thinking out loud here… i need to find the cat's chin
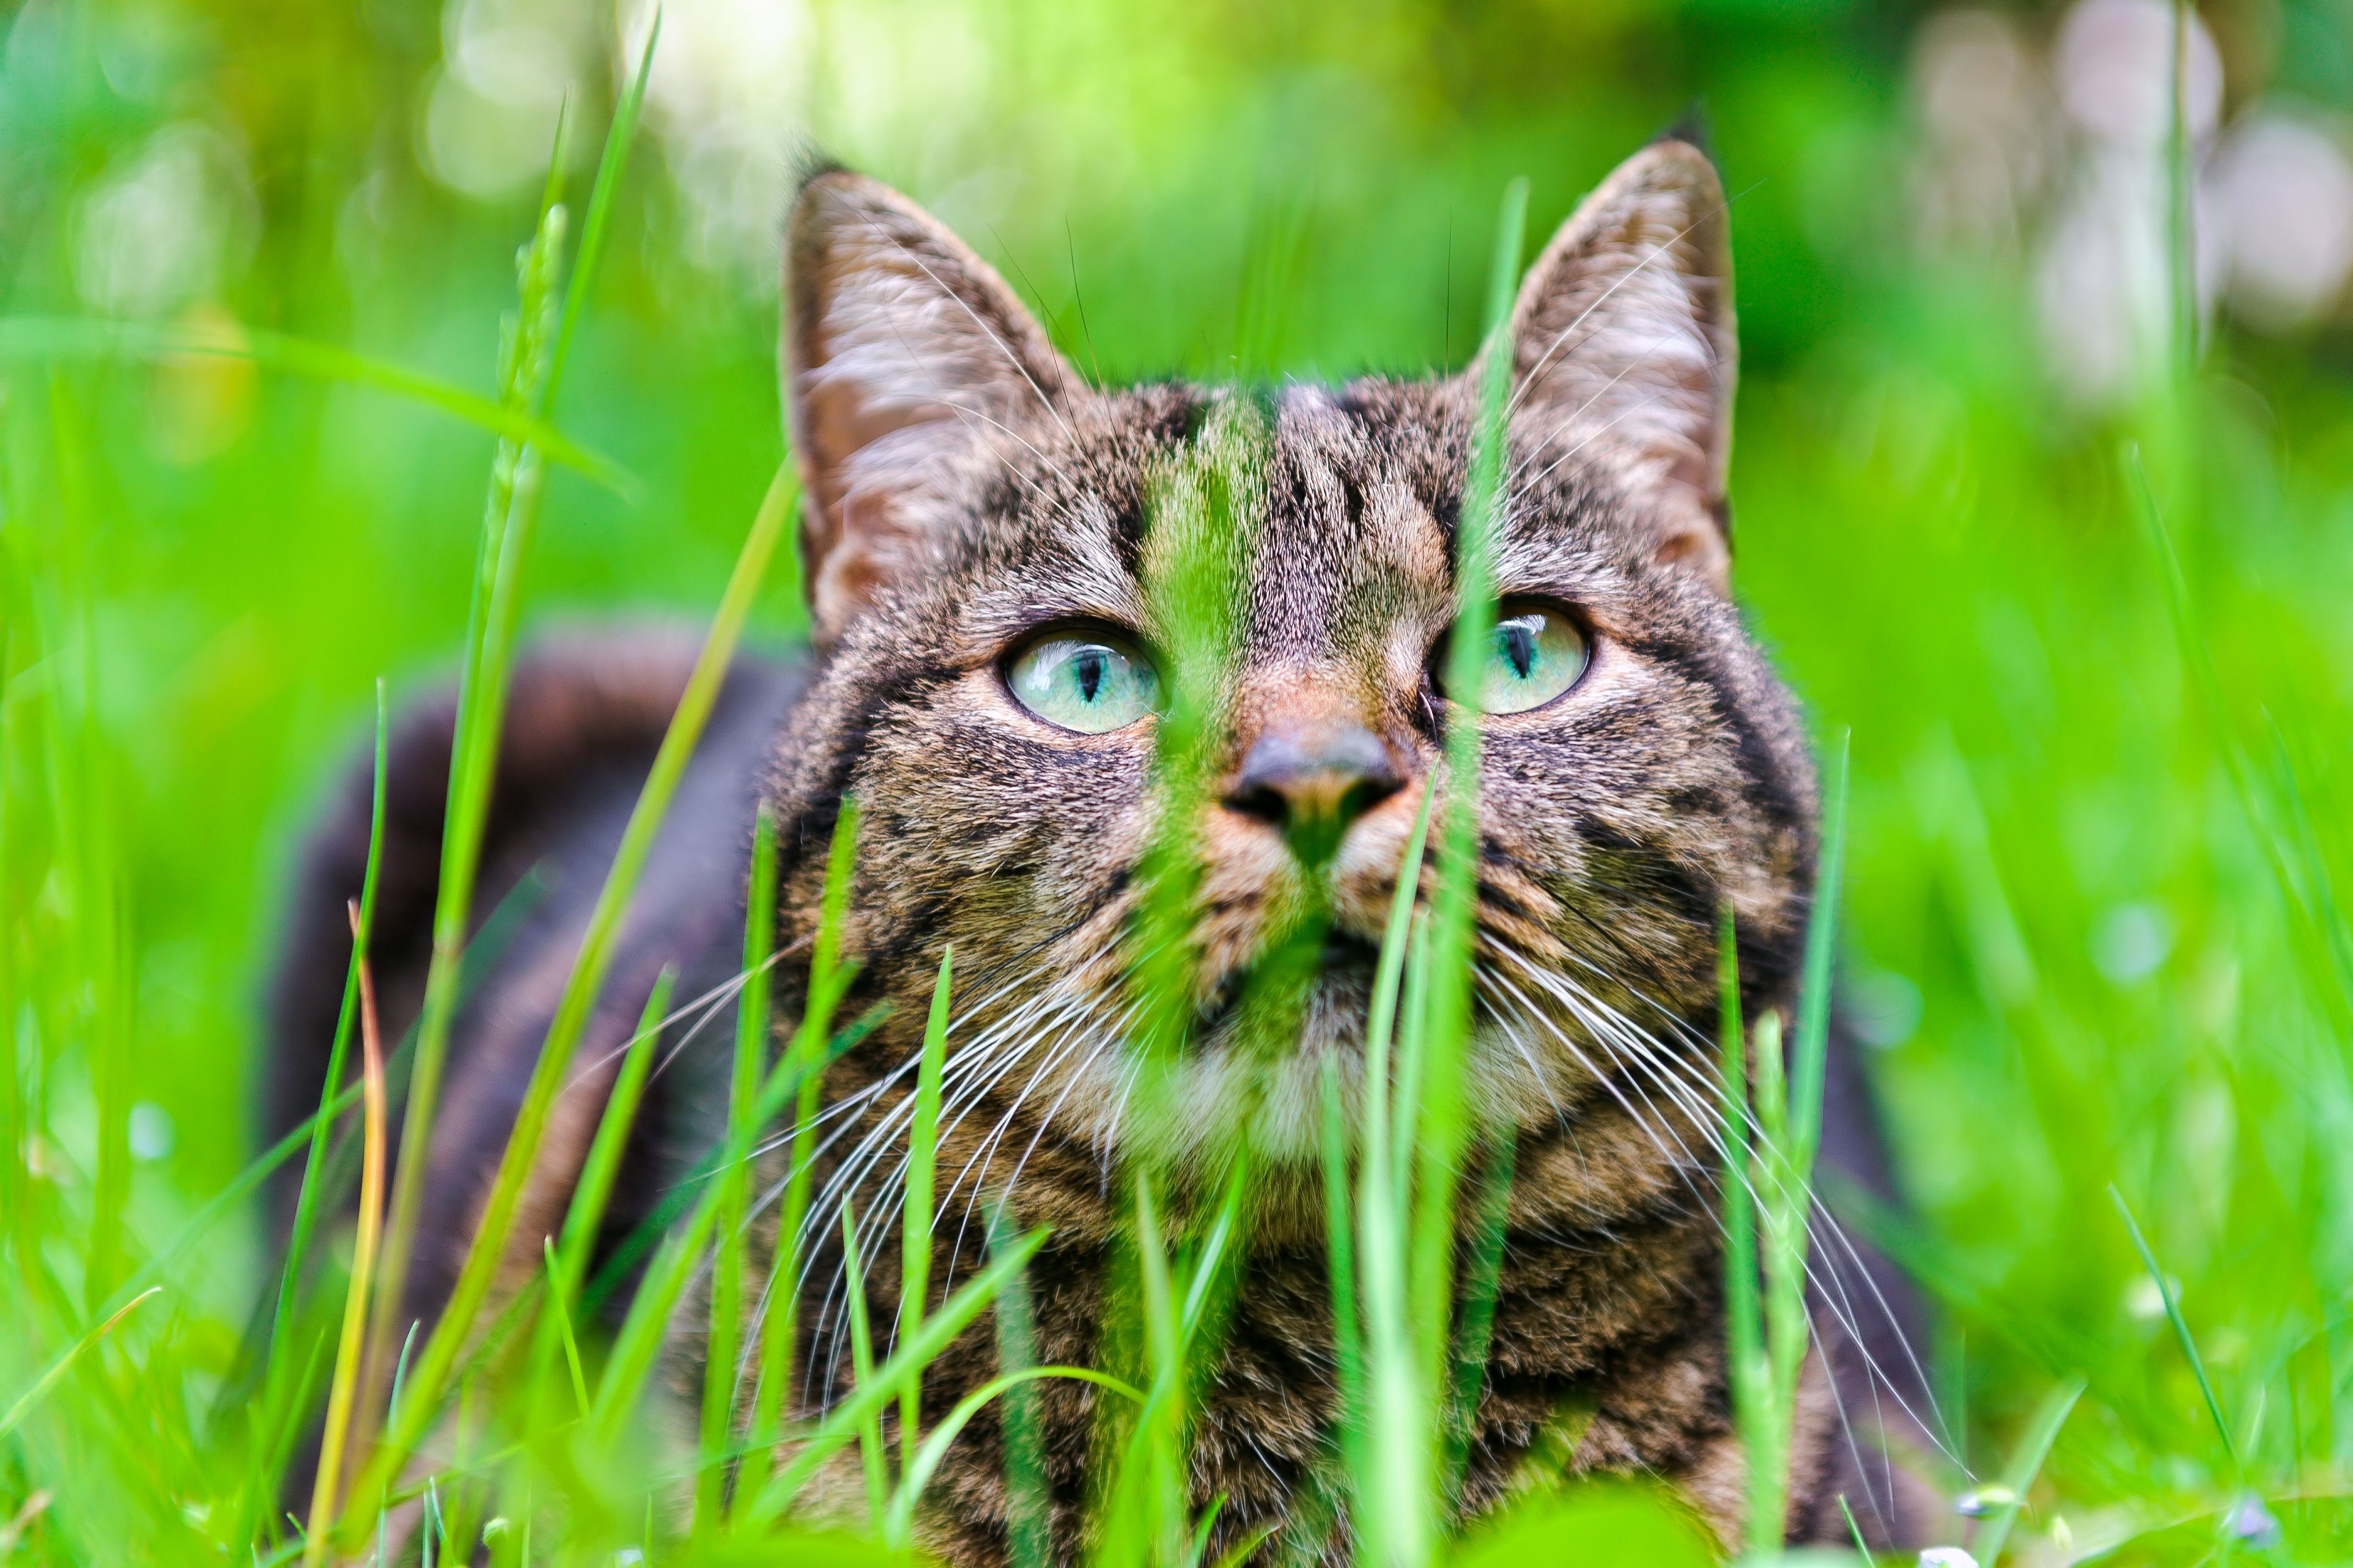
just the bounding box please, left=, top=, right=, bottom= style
left=1082, top=971, right=1581, bottom=1177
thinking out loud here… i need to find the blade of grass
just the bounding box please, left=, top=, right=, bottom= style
left=1716, top=904, right=1768, bottom=1555
left=1319, top=1059, right=1365, bottom=1482
left=364, top=68, right=655, bottom=1435
left=1364, top=184, right=1524, bottom=1568
left=991, top=1200, right=1053, bottom=1568
left=0, top=1284, right=160, bottom=1443
left=1102, top=1172, right=1188, bottom=1564
left=1359, top=913, right=1428, bottom=1568
left=550, top=967, right=672, bottom=1316
left=586, top=997, right=880, bottom=1326
left=364, top=188, right=572, bottom=1440
left=1838, top=1494, right=1874, bottom=1561
left=1403, top=186, right=1526, bottom=1567
left=0, top=317, right=634, bottom=493
left=589, top=998, right=865, bottom=1444
left=267, top=681, right=389, bottom=1408
left=1748, top=1005, right=1797, bottom=1555
left=1789, top=731, right=1848, bottom=1172
left=737, top=800, right=862, bottom=1510
left=303, top=905, right=388, bottom=1567
left=1350, top=789, right=1433, bottom=1568
left=884, top=1365, right=1143, bottom=1545
left=344, top=462, right=796, bottom=1535
left=1442, top=1130, right=1514, bottom=1508
left=899, top=945, right=953, bottom=1470
left=840, top=1206, right=893, bottom=1528
left=741, top=1224, right=1052, bottom=1526
left=1970, top=1374, right=2086, bottom=1568
left=541, top=1240, right=589, bottom=1421
left=2110, top=1185, right=2237, bottom=1470
left=699, top=804, right=780, bottom=1529
left=548, top=12, right=658, bottom=397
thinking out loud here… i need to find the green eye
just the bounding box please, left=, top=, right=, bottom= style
left=1005, top=629, right=1162, bottom=734
left=1477, top=602, right=1589, bottom=714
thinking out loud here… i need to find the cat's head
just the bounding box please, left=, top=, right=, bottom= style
left=766, top=140, right=1817, bottom=1180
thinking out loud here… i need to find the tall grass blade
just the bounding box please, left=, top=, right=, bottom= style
left=303, top=906, right=388, bottom=1566
left=2110, top=1185, right=2237, bottom=1468
left=900, top=944, right=953, bottom=1469
left=739, top=800, right=862, bottom=1507
left=991, top=1201, right=1054, bottom=1568
left=345, top=462, right=796, bottom=1532
left=363, top=64, right=654, bottom=1436
left=0, top=317, right=632, bottom=492
left=1969, top=1374, right=2085, bottom=1568
left=885, top=1365, right=1142, bottom=1545
left=1319, top=1060, right=1365, bottom=1480
left=700, top=804, right=780, bottom=1528
left=1412, top=176, right=1527, bottom=1384
left=540, top=1240, right=589, bottom=1420
left=839, top=1205, right=892, bottom=1526
left=365, top=189, right=573, bottom=1437
left=1790, top=731, right=1849, bottom=1170
left=741, top=1226, right=1051, bottom=1525
left=0, top=1285, right=159, bottom=1443
left=549, top=967, right=673, bottom=1323
left=1442, top=1132, right=1513, bottom=1507
left=549, top=13, right=660, bottom=396
left=267, top=682, right=390, bottom=1410
left=1716, top=904, right=1768, bottom=1551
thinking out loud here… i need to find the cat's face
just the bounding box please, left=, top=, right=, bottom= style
left=767, top=144, right=1817, bottom=1179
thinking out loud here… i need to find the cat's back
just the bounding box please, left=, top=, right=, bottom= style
left=261, top=634, right=805, bottom=1338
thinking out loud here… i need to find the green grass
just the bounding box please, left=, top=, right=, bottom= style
left=6, top=0, right=2353, bottom=1562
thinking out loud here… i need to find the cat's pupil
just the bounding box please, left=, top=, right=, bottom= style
left=1501, top=623, right=1537, bottom=680
left=1075, top=647, right=1106, bottom=702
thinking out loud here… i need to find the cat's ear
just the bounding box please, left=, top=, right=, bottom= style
left=1499, top=139, right=1736, bottom=590
left=785, top=169, right=1077, bottom=640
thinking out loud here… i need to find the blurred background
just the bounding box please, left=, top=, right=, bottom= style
left=5, top=0, right=2353, bottom=1554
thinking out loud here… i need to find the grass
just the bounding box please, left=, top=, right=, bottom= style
left=4, top=0, right=2353, bottom=1564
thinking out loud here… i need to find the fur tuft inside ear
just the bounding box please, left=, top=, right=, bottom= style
left=1499, top=139, right=1738, bottom=591
left=783, top=171, right=1076, bottom=640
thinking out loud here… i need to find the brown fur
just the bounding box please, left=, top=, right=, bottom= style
left=265, top=140, right=1938, bottom=1562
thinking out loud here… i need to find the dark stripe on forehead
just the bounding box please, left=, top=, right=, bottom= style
left=1106, top=381, right=1216, bottom=578
left=1336, top=377, right=1468, bottom=559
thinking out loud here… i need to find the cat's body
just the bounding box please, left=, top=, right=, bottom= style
left=266, top=140, right=1938, bottom=1560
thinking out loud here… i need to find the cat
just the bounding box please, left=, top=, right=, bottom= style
left=265, top=134, right=1939, bottom=1562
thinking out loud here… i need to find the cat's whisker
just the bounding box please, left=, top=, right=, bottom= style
left=806, top=1010, right=1101, bottom=1407
left=1480, top=960, right=1694, bottom=1176
left=937, top=993, right=1132, bottom=1250
left=796, top=981, right=1115, bottom=1404
left=1491, top=946, right=1952, bottom=1463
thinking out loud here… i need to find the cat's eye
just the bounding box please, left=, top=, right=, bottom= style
left=1005, top=627, right=1162, bottom=734
left=1457, top=600, right=1590, bottom=715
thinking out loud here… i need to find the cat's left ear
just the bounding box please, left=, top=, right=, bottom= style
left=1499, top=138, right=1736, bottom=591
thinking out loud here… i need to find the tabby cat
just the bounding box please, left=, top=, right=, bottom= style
left=267, top=136, right=1936, bottom=1561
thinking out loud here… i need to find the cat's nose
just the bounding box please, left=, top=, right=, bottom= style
left=1224, top=720, right=1405, bottom=860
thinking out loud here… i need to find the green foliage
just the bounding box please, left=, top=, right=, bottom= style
left=1447, top=1481, right=1722, bottom=1568
left=3, top=0, right=2353, bottom=1564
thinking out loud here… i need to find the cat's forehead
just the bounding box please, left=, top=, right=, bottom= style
left=934, top=374, right=1630, bottom=665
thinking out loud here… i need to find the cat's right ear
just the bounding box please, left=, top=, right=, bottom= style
left=785, top=169, right=1077, bottom=641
